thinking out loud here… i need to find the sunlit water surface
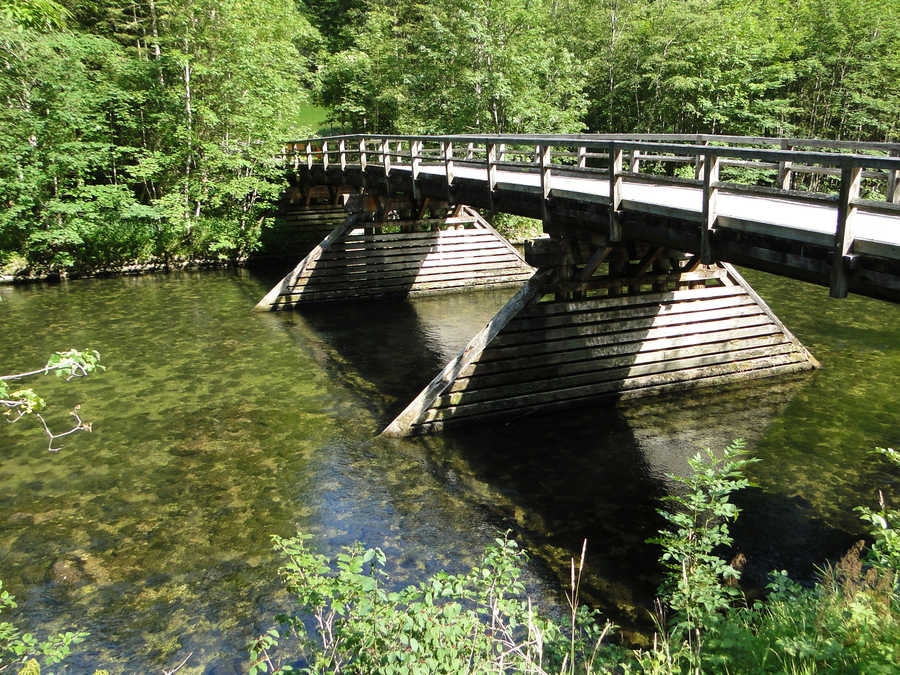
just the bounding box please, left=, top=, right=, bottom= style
left=1, top=266, right=897, bottom=672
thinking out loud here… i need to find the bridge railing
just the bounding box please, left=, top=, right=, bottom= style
left=282, top=133, right=900, bottom=207
left=282, top=133, right=900, bottom=294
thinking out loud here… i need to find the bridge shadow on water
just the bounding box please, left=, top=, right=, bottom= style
left=263, top=288, right=859, bottom=640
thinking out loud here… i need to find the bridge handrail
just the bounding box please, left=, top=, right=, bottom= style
left=284, top=132, right=900, bottom=298
left=282, top=133, right=900, bottom=207
left=286, top=132, right=900, bottom=155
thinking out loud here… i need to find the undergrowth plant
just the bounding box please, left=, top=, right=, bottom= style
left=643, top=439, right=756, bottom=672
left=0, top=580, right=86, bottom=674
left=250, top=533, right=618, bottom=674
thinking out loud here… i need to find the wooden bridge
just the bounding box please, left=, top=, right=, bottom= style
left=258, top=133, right=900, bottom=435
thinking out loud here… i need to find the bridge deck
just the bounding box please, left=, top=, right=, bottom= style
left=285, top=133, right=900, bottom=301
left=404, top=163, right=899, bottom=260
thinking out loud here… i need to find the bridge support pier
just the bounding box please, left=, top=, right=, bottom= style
left=381, top=240, right=818, bottom=436
left=255, top=197, right=534, bottom=309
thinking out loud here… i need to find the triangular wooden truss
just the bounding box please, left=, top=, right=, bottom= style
left=256, top=203, right=534, bottom=310
left=381, top=263, right=818, bottom=436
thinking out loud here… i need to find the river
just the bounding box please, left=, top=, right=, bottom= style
left=1, top=266, right=897, bottom=672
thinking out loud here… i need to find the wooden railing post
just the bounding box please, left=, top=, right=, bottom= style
left=497, top=143, right=506, bottom=163
left=630, top=150, right=641, bottom=174
left=359, top=138, right=367, bottom=170
left=487, top=142, right=498, bottom=192
left=888, top=150, right=899, bottom=204
left=701, top=151, right=720, bottom=263
left=778, top=140, right=793, bottom=191
left=442, top=141, right=454, bottom=198
left=577, top=146, right=587, bottom=169
left=539, top=144, right=552, bottom=225
left=831, top=163, right=862, bottom=298
left=381, top=138, right=391, bottom=175
left=694, top=138, right=709, bottom=180
left=608, top=144, right=623, bottom=241
left=305, top=141, right=313, bottom=170
left=321, top=141, right=329, bottom=171
left=466, top=142, right=475, bottom=160
left=291, top=143, right=299, bottom=170
left=410, top=139, right=422, bottom=203
left=411, top=140, right=422, bottom=180
left=533, top=145, right=540, bottom=164
left=338, top=139, right=346, bottom=171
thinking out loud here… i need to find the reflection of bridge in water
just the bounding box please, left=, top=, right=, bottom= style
left=258, top=133, right=900, bottom=435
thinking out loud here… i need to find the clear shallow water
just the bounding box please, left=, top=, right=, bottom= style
left=0, top=267, right=898, bottom=672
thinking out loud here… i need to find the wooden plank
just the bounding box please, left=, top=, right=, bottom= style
left=379, top=270, right=555, bottom=436
left=255, top=202, right=364, bottom=310
left=285, top=272, right=535, bottom=301
left=423, top=352, right=808, bottom=422
left=313, top=250, right=519, bottom=271
left=315, top=248, right=518, bottom=269
left=298, top=258, right=530, bottom=281
left=457, top=330, right=789, bottom=378
left=409, top=362, right=815, bottom=434
left=478, top=314, right=776, bottom=361
left=307, top=253, right=524, bottom=274
left=317, top=240, right=513, bottom=260
left=330, top=232, right=503, bottom=251
left=517, top=284, right=743, bottom=317
left=440, top=345, right=802, bottom=406
left=306, top=252, right=526, bottom=275
left=490, top=304, right=765, bottom=348
left=284, top=266, right=534, bottom=294
left=451, top=340, right=797, bottom=392
left=506, top=293, right=756, bottom=331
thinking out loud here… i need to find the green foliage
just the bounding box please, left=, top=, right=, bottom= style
left=1, top=349, right=103, bottom=449
left=252, top=532, right=618, bottom=673
left=315, top=0, right=587, bottom=134
left=0, top=0, right=322, bottom=274
left=0, top=580, right=87, bottom=672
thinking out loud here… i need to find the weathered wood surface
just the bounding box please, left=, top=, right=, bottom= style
left=258, top=204, right=534, bottom=309
left=287, top=133, right=900, bottom=302
left=381, top=264, right=817, bottom=436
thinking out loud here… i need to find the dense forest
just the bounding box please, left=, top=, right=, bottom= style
left=0, top=0, right=897, bottom=274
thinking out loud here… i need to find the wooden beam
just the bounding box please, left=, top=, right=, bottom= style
left=381, top=138, right=391, bottom=175
left=487, top=142, right=498, bottom=192
left=608, top=144, right=623, bottom=241
left=539, top=144, right=552, bottom=226
left=379, top=269, right=553, bottom=436
left=888, top=150, right=899, bottom=204
left=830, top=164, right=862, bottom=298
left=442, top=141, right=455, bottom=196
left=580, top=245, right=613, bottom=280
left=694, top=138, right=709, bottom=180
left=701, top=152, right=720, bottom=264
left=777, top=140, right=792, bottom=191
